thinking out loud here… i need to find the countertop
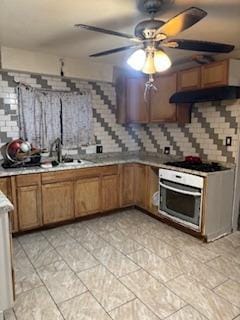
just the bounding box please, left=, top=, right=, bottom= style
left=0, top=191, right=14, bottom=214
left=0, top=152, right=235, bottom=178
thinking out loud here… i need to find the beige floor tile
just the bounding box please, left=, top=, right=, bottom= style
left=221, top=231, right=240, bottom=248
left=109, top=299, right=159, bottom=320
left=14, top=248, right=43, bottom=296
left=120, top=269, right=185, bottom=319
left=21, top=237, right=62, bottom=268
left=207, top=256, right=240, bottom=283
left=214, top=279, right=240, bottom=307
left=37, top=260, right=87, bottom=303
left=92, top=244, right=140, bottom=277
left=3, top=309, right=16, bottom=320
left=18, top=232, right=46, bottom=247
left=64, top=224, right=97, bottom=242
left=166, top=274, right=240, bottom=320
left=14, top=286, right=63, bottom=320
left=78, top=264, right=135, bottom=311
left=59, top=292, right=111, bottom=320
left=81, top=233, right=109, bottom=252
left=166, top=252, right=227, bottom=289
left=128, top=248, right=182, bottom=283
left=132, top=233, right=179, bottom=259
left=42, top=228, right=76, bottom=248
left=180, top=244, right=219, bottom=263
left=165, top=305, right=207, bottom=320
left=12, top=238, right=22, bottom=254
left=101, top=229, right=143, bottom=254
left=56, top=241, right=99, bottom=272
left=15, top=270, right=42, bottom=297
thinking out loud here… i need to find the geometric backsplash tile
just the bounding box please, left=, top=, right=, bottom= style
left=0, top=70, right=239, bottom=163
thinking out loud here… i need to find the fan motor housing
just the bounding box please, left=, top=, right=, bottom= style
left=134, top=19, right=165, bottom=39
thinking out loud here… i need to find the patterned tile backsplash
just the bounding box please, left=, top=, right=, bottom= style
left=0, top=69, right=239, bottom=163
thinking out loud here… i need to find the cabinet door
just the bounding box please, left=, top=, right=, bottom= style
left=0, top=178, right=18, bottom=232
left=75, top=177, right=101, bottom=217
left=126, top=77, right=149, bottom=123
left=102, top=175, right=119, bottom=211
left=201, top=60, right=228, bottom=88
left=134, top=164, right=147, bottom=208
left=42, top=181, right=74, bottom=224
left=147, top=166, right=159, bottom=214
left=17, top=185, right=42, bottom=231
left=121, top=164, right=135, bottom=207
left=150, top=73, right=177, bottom=122
left=178, top=67, right=201, bottom=91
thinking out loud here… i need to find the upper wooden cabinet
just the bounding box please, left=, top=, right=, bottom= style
left=178, top=59, right=240, bottom=90
left=150, top=73, right=177, bottom=123
left=123, top=73, right=190, bottom=124
left=126, top=76, right=149, bottom=123
left=201, top=60, right=228, bottom=88
left=177, top=67, right=201, bottom=91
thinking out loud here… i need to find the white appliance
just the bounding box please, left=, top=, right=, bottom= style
left=159, top=169, right=204, bottom=231
left=0, top=205, right=14, bottom=320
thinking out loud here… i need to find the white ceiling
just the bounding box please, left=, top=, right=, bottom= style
left=0, top=0, right=240, bottom=67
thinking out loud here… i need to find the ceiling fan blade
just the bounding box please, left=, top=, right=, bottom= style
left=155, top=7, right=207, bottom=37
left=75, top=24, right=139, bottom=42
left=89, top=45, right=141, bottom=57
left=164, top=39, right=235, bottom=53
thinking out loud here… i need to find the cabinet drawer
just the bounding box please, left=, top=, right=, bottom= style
left=41, top=170, right=76, bottom=184
left=101, top=165, right=119, bottom=176
left=16, top=174, right=41, bottom=187
left=75, top=167, right=101, bottom=179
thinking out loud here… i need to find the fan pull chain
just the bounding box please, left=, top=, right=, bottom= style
left=144, top=75, right=157, bottom=102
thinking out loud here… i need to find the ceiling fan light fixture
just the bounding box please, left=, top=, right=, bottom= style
left=142, top=51, right=156, bottom=74
left=154, top=50, right=172, bottom=72
left=127, top=49, right=146, bottom=71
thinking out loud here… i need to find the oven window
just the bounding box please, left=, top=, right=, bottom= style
left=165, top=189, right=195, bottom=218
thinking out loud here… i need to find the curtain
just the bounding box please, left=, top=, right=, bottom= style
left=61, top=92, right=95, bottom=148
left=18, top=85, right=94, bottom=149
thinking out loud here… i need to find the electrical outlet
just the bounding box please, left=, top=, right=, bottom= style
left=96, top=145, right=103, bottom=153
left=164, top=147, right=170, bottom=155
left=226, top=136, right=232, bottom=146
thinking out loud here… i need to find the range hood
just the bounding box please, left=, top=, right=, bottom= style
left=170, top=86, right=240, bottom=104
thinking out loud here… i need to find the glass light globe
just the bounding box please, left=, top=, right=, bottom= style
left=154, top=50, right=172, bottom=72
left=142, top=51, right=156, bottom=74
left=127, top=49, right=146, bottom=71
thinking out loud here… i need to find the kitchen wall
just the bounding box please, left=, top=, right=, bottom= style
left=0, top=69, right=239, bottom=163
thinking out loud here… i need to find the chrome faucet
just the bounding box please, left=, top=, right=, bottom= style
left=49, top=138, right=62, bottom=162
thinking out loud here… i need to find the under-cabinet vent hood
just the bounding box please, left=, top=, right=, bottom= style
left=170, top=86, right=240, bottom=104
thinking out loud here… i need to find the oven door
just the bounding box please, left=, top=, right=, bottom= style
left=159, top=179, right=202, bottom=228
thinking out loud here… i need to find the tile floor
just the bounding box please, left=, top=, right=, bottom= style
left=5, top=209, right=240, bottom=320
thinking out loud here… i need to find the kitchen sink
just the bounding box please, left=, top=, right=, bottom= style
left=59, top=159, right=93, bottom=166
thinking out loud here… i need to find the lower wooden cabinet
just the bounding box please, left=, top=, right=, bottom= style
left=0, top=177, right=18, bottom=232
left=74, top=177, right=101, bottom=217
left=134, top=164, right=147, bottom=209
left=42, top=181, right=74, bottom=224
left=147, top=166, right=159, bottom=215
left=120, top=164, right=135, bottom=207
left=102, top=174, right=119, bottom=211
left=16, top=174, right=42, bottom=231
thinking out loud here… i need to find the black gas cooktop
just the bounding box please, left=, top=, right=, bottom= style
left=164, top=161, right=225, bottom=172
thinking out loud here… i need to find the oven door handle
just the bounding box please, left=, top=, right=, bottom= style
left=159, top=182, right=202, bottom=197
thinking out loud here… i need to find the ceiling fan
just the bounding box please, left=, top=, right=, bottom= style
left=75, top=0, right=234, bottom=76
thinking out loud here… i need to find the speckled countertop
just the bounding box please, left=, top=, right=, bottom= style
left=0, top=152, right=235, bottom=178
left=0, top=191, right=14, bottom=214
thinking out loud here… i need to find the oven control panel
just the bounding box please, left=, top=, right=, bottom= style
left=159, top=169, right=204, bottom=189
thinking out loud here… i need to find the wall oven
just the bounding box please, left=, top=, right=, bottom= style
left=159, top=169, right=204, bottom=231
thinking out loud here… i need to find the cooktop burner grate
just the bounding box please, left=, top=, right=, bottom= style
left=164, top=161, right=225, bottom=172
